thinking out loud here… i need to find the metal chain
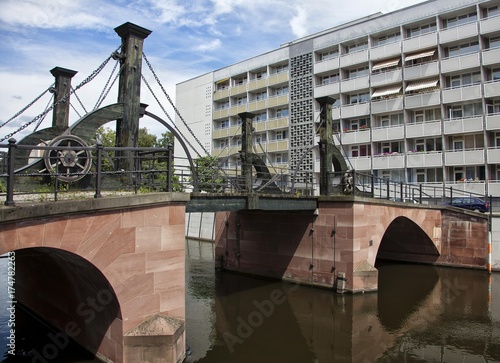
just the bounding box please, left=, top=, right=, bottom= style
left=0, top=84, right=54, bottom=129
left=142, top=52, right=211, bottom=157
left=71, top=86, right=88, bottom=115
left=33, top=93, right=55, bottom=132
left=140, top=74, right=202, bottom=159
left=93, top=60, right=120, bottom=110
left=0, top=46, right=120, bottom=143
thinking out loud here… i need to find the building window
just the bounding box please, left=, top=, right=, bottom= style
left=255, top=91, right=267, bottom=101
left=412, top=108, right=441, bottom=123
left=489, top=67, right=500, bottom=81
left=274, top=64, right=288, bottom=74
left=276, top=108, right=288, bottom=118
left=254, top=133, right=266, bottom=144
left=379, top=113, right=404, bottom=128
left=445, top=41, right=479, bottom=58
left=488, top=100, right=500, bottom=115
left=483, top=5, right=500, bottom=18
left=406, top=22, right=437, bottom=38
left=254, top=112, right=267, bottom=122
left=275, top=130, right=287, bottom=140
left=443, top=12, right=477, bottom=29
left=379, top=141, right=403, bottom=154
left=319, top=49, right=339, bottom=61
left=219, top=120, right=229, bottom=129
left=275, top=153, right=287, bottom=163
left=236, top=96, right=247, bottom=105
left=487, top=36, right=500, bottom=49
left=413, top=138, right=442, bottom=152
left=233, top=76, right=247, bottom=85
left=416, top=168, right=442, bottom=183
left=255, top=71, right=267, bottom=80
left=347, top=66, right=369, bottom=79
left=275, top=86, right=289, bottom=95
left=447, top=72, right=481, bottom=88
left=347, top=92, right=370, bottom=105
left=320, top=73, right=340, bottom=85
left=345, top=40, right=368, bottom=54
left=374, top=32, right=401, bottom=46
left=448, top=103, right=482, bottom=119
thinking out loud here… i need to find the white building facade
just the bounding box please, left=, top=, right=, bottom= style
left=175, top=0, right=500, bottom=197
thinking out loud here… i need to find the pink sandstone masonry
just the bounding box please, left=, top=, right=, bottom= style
left=215, top=198, right=488, bottom=293
left=0, top=199, right=187, bottom=363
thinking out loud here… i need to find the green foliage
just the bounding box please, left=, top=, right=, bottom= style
left=94, top=126, right=181, bottom=192
left=194, top=156, right=225, bottom=192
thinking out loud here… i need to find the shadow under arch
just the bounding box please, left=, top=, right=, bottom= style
left=376, top=216, right=440, bottom=266
left=13, top=247, right=121, bottom=359
left=376, top=216, right=440, bottom=331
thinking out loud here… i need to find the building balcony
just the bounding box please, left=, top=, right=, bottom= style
left=443, top=116, right=483, bottom=135
left=230, top=83, right=247, bottom=96
left=406, top=120, right=441, bottom=138
left=439, top=22, right=478, bottom=44
left=487, top=147, right=500, bottom=164
left=267, top=94, right=289, bottom=108
left=248, top=78, right=267, bottom=91
left=268, top=72, right=289, bottom=86
left=267, top=139, right=289, bottom=152
left=340, top=129, right=370, bottom=144
left=444, top=149, right=484, bottom=166
left=314, top=57, right=340, bottom=74
left=482, top=47, right=500, bottom=66
left=213, top=108, right=229, bottom=120
left=489, top=181, right=500, bottom=197
left=314, top=82, right=340, bottom=98
left=404, top=91, right=440, bottom=109
left=332, top=107, right=341, bottom=120
left=484, top=80, right=500, bottom=98
left=341, top=102, right=370, bottom=118
left=407, top=151, right=443, bottom=168
left=248, top=99, right=267, bottom=112
left=268, top=116, right=289, bottom=130
left=348, top=156, right=371, bottom=171
left=372, top=125, right=404, bottom=142
left=254, top=121, right=267, bottom=132
left=372, top=153, right=405, bottom=169
left=341, top=75, right=369, bottom=93
left=340, top=49, right=369, bottom=68
left=229, top=104, right=249, bottom=116
left=371, top=96, right=403, bottom=114
left=486, top=114, right=500, bottom=131
left=404, top=61, right=439, bottom=80
left=214, top=88, right=230, bottom=101
left=212, top=127, right=229, bottom=139
left=371, top=69, right=402, bottom=88
left=403, top=32, right=438, bottom=53
left=480, top=15, right=500, bottom=35
left=229, top=125, right=241, bottom=136
left=441, top=52, right=480, bottom=73
left=447, top=181, right=486, bottom=196
left=370, top=42, right=402, bottom=60
left=442, top=84, right=482, bottom=103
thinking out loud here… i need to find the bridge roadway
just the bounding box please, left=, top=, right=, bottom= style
left=0, top=192, right=490, bottom=363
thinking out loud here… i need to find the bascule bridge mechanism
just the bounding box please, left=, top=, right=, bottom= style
left=0, top=22, right=353, bottom=202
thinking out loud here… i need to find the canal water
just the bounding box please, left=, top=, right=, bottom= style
left=1, top=241, right=500, bottom=362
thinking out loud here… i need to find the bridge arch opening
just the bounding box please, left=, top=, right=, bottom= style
left=375, top=216, right=440, bottom=267
left=12, top=247, right=121, bottom=360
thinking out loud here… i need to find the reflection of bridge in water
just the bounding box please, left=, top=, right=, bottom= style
left=0, top=21, right=494, bottom=363
left=186, top=240, right=500, bottom=362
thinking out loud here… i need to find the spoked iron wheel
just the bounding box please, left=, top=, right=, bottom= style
left=43, top=135, right=92, bottom=182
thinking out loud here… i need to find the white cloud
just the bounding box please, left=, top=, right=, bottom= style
left=289, top=5, right=308, bottom=38
left=194, top=39, right=222, bottom=52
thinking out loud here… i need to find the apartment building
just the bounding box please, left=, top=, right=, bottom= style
left=175, top=0, right=500, bottom=196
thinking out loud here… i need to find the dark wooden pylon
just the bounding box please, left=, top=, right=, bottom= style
left=239, top=112, right=256, bottom=193
left=114, top=22, right=152, bottom=173
left=50, top=67, right=78, bottom=128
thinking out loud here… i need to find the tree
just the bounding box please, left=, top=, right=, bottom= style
left=194, top=156, right=225, bottom=192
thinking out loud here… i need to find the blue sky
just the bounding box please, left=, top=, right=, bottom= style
left=0, top=0, right=427, bottom=139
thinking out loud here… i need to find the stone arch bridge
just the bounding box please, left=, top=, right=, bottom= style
left=0, top=192, right=489, bottom=362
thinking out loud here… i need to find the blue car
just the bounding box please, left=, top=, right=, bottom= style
left=448, top=197, right=489, bottom=213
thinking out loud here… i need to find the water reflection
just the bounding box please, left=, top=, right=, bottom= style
left=186, top=240, right=500, bottom=363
